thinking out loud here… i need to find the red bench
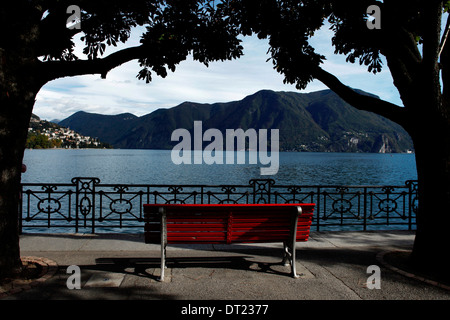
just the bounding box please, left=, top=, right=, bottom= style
left=144, top=203, right=315, bottom=281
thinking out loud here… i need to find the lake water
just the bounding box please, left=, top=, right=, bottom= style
left=21, top=149, right=418, bottom=233
left=22, top=149, right=417, bottom=186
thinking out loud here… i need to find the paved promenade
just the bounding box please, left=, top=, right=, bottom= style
left=2, top=230, right=450, bottom=304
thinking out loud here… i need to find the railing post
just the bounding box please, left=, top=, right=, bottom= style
left=72, top=177, right=100, bottom=233
left=316, top=187, right=321, bottom=232
left=201, top=186, right=204, bottom=204
left=406, top=180, right=418, bottom=231
left=363, top=187, right=368, bottom=231
left=249, top=179, right=275, bottom=204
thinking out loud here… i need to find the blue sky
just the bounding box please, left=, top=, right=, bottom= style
left=34, top=25, right=402, bottom=121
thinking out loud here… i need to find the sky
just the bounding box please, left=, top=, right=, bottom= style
left=34, top=25, right=403, bottom=121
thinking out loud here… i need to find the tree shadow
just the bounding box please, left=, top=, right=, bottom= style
left=382, top=250, right=450, bottom=287
left=1, top=255, right=299, bottom=299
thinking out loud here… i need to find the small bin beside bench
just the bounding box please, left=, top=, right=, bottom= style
left=144, top=203, right=315, bottom=281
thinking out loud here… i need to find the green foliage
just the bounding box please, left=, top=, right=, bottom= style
left=445, top=0, right=450, bottom=13
left=26, top=132, right=53, bottom=149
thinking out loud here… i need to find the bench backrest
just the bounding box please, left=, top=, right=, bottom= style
left=144, top=203, right=315, bottom=245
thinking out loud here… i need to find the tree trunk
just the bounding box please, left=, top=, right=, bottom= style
left=0, top=96, right=35, bottom=278
left=0, top=49, right=40, bottom=278
left=409, top=105, right=450, bottom=276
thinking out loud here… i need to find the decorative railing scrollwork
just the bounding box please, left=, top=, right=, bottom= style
left=20, top=178, right=418, bottom=233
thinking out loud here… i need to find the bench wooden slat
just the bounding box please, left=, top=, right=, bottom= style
left=167, top=224, right=227, bottom=230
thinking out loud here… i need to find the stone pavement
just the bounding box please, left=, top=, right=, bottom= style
left=2, top=230, right=450, bottom=305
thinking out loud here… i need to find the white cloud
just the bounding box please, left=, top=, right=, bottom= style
left=33, top=29, right=402, bottom=121
left=34, top=36, right=298, bottom=120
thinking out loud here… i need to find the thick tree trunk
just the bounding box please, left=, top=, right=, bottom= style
left=0, top=112, right=30, bottom=278
left=0, top=49, right=40, bottom=278
left=409, top=106, right=450, bottom=276
left=0, top=95, right=35, bottom=278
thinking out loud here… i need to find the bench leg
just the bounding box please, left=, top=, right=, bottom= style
left=159, top=207, right=167, bottom=282
left=159, top=242, right=166, bottom=282
left=282, top=207, right=301, bottom=278
left=282, top=241, right=299, bottom=278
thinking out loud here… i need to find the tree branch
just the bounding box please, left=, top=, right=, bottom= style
left=439, top=13, right=450, bottom=57
left=379, top=27, right=421, bottom=105
left=311, top=66, right=407, bottom=126
left=40, top=45, right=146, bottom=82
left=440, top=16, right=450, bottom=120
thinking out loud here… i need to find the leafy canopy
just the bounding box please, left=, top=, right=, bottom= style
left=229, top=0, right=450, bottom=90
left=1, top=0, right=243, bottom=83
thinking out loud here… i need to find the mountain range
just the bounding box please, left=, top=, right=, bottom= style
left=58, top=89, right=413, bottom=153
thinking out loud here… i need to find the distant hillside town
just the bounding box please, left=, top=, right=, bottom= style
left=27, top=114, right=112, bottom=149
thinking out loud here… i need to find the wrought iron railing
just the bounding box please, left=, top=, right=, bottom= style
left=20, top=178, right=418, bottom=233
